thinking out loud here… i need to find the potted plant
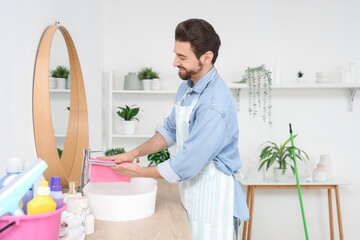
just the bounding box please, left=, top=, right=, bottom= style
left=116, top=105, right=140, bottom=135
left=258, top=135, right=309, bottom=182
left=147, top=149, right=170, bottom=167
left=50, top=65, right=70, bottom=89
left=57, top=148, right=63, bottom=158
left=234, top=65, right=273, bottom=127
left=137, top=67, right=160, bottom=91
left=105, top=147, right=126, bottom=156
left=297, top=71, right=304, bottom=84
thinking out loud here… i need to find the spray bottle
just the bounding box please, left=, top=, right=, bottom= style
left=27, top=181, right=56, bottom=215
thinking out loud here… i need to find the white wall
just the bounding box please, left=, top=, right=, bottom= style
left=1, top=0, right=359, bottom=239
left=0, top=0, right=104, bottom=174
left=103, top=0, right=360, bottom=239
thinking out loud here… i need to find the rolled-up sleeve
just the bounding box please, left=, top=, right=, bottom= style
left=159, top=107, right=229, bottom=182
left=156, top=106, right=176, bottom=147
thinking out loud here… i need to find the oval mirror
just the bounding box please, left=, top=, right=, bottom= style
left=33, top=25, right=88, bottom=188
left=49, top=29, right=71, bottom=157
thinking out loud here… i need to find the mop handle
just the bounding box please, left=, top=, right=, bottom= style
left=289, top=124, right=309, bottom=240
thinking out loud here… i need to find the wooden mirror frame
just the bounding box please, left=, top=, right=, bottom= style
left=33, top=25, right=88, bottom=188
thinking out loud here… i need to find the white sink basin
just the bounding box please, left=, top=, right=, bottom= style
left=83, top=178, right=157, bottom=221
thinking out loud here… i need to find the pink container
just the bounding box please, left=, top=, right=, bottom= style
left=0, top=204, right=66, bottom=240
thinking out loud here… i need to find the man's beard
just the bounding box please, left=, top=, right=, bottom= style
left=178, top=60, right=203, bottom=80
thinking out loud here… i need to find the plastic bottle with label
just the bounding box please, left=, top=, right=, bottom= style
left=27, top=181, right=56, bottom=215
left=50, top=176, right=64, bottom=209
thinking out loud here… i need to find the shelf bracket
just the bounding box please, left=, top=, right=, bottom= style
left=349, top=88, right=359, bottom=112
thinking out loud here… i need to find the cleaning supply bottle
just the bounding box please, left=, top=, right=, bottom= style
left=22, top=185, right=34, bottom=214
left=50, top=176, right=64, bottom=209
left=0, top=157, right=23, bottom=189
left=27, top=181, right=56, bottom=215
left=63, top=181, right=82, bottom=204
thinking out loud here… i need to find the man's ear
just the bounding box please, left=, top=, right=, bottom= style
left=201, top=51, right=214, bottom=65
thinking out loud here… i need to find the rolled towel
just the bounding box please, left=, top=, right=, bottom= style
left=60, top=211, right=82, bottom=229
left=59, top=226, right=84, bottom=240
left=59, top=225, right=85, bottom=238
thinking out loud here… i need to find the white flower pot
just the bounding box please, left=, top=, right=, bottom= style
left=123, top=120, right=136, bottom=135
left=273, top=168, right=288, bottom=182
left=49, top=77, right=57, bottom=89
left=56, top=78, right=67, bottom=89
left=151, top=79, right=161, bottom=90
left=141, top=79, right=152, bottom=90
left=66, top=74, right=71, bottom=89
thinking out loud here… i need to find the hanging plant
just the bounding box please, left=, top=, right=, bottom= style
left=235, top=65, right=273, bottom=127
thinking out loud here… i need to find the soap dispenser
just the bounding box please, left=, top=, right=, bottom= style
left=63, top=181, right=82, bottom=204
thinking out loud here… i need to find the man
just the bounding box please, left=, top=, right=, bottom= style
left=101, top=19, right=249, bottom=239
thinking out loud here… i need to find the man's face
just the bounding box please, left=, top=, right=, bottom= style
left=173, top=41, right=203, bottom=80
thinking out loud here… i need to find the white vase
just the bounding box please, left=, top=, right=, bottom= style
left=56, top=78, right=67, bottom=89
left=141, top=79, right=152, bottom=90
left=123, top=120, right=136, bottom=135
left=151, top=79, right=161, bottom=90
left=273, top=168, right=288, bottom=182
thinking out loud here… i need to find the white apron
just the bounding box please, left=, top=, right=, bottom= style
left=176, top=71, right=235, bottom=240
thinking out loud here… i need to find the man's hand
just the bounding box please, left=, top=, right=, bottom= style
left=111, top=163, right=162, bottom=179
left=98, top=152, right=136, bottom=163
left=111, top=163, right=142, bottom=178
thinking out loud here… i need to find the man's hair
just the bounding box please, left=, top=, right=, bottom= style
left=175, top=19, right=221, bottom=64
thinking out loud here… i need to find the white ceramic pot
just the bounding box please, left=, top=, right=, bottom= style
left=56, top=78, right=67, bottom=89
left=297, top=77, right=305, bottom=84
left=66, top=74, right=71, bottom=89
left=123, top=120, right=136, bottom=135
left=141, top=79, right=152, bottom=90
left=49, top=77, right=57, bottom=89
left=273, top=168, right=288, bottom=182
left=151, top=79, right=161, bottom=90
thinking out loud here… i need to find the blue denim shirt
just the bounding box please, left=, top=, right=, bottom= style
left=157, top=67, right=249, bottom=220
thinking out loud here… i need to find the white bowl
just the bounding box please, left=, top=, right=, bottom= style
left=83, top=178, right=157, bottom=221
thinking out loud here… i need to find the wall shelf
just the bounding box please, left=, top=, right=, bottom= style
left=229, top=83, right=360, bottom=112
left=102, top=73, right=176, bottom=150
left=112, top=133, right=154, bottom=138
left=112, top=90, right=177, bottom=94
left=49, top=89, right=71, bottom=93
left=54, top=134, right=66, bottom=138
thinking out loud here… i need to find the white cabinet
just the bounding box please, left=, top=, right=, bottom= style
left=102, top=73, right=177, bottom=163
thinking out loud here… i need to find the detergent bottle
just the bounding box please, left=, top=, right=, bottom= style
left=49, top=176, right=64, bottom=209
left=0, top=157, right=23, bottom=189
left=27, top=181, right=56, bottom=215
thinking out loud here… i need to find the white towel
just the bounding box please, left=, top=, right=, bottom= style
left=60, top=211, right=82, bottom=229
left=59, top=226, right=84, bottom=240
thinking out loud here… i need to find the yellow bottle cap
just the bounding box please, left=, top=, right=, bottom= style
left=41, top=181, right=49, bottom=188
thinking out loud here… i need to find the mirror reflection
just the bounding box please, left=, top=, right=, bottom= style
left=49, top=29, right=71, bottom=158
